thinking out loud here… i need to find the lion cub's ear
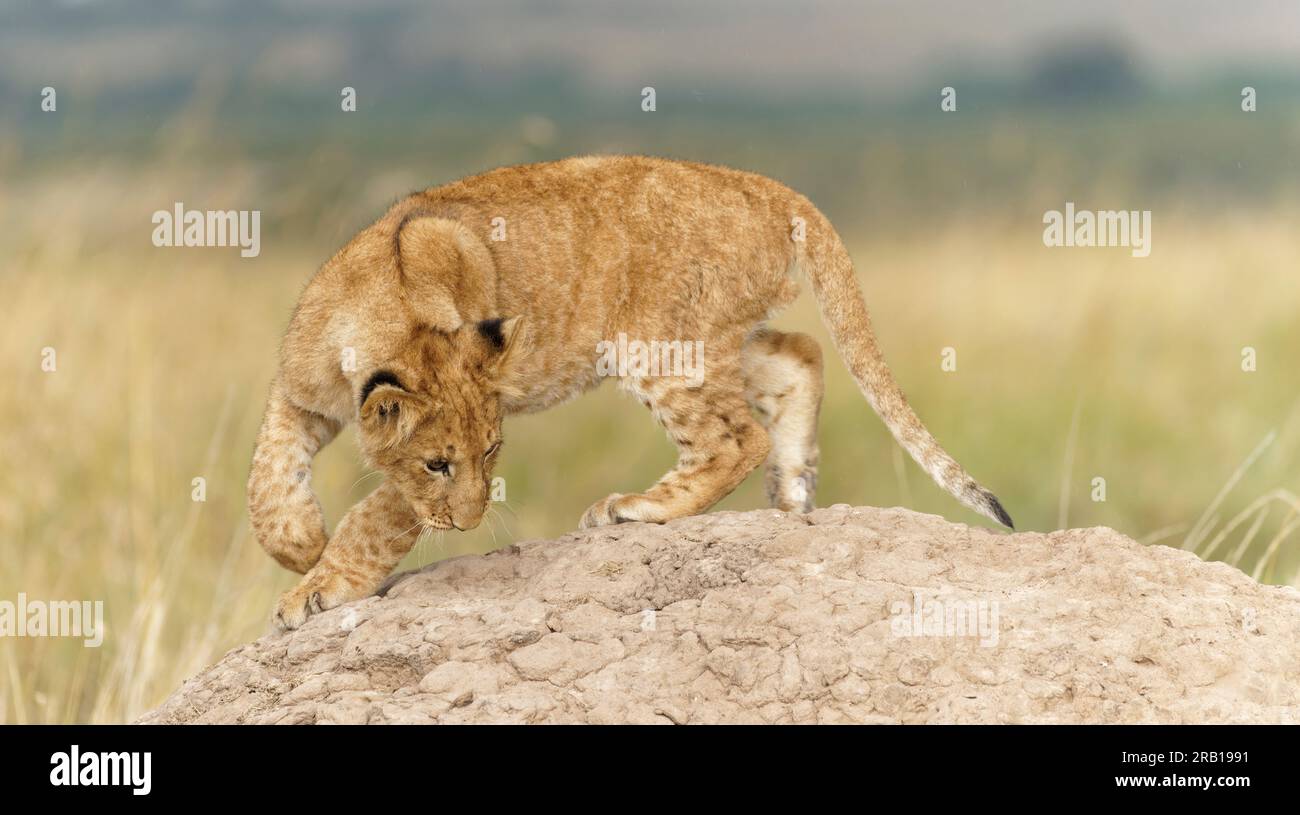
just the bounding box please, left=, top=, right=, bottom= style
left=476, top=316, right=526, bottom=393
left=358, top=371, right=422, bottom=448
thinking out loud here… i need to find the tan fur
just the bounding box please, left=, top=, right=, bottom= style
left=250, top=155, right=1012, bottom=629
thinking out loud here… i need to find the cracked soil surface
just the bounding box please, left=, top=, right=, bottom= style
left=142, top=505, right=1300, bottom=724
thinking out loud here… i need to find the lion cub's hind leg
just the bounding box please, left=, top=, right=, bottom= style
left=274, top=480, right=422, bottom=630
left=741, top=329, right=824, bottom=513
left=579, top=366, right=771, bottom=528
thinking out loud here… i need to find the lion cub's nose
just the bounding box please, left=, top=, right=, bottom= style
left=451, top=516, right=482, bottom=532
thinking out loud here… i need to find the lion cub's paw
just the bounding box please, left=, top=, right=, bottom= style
left=273, top=569, right=363, bottom=631
left=578, top=492, right=638, bottom=529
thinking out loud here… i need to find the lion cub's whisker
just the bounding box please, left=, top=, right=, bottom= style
left=347, top=470, right=383, bottom=494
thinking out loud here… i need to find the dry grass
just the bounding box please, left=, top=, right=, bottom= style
left=1, top=167, right=1298, bottom=723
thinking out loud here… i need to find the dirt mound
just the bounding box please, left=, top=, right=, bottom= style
left=142, top=505, right=1300, bottom=724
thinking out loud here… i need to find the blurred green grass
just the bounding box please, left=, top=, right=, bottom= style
left=2, top=97, right=1299, bottom=722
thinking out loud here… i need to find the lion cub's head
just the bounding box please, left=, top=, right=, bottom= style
left=356, top=316, right=523, bottom=531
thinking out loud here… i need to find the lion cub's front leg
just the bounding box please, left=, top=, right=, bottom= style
left=248, top=384, right=343, bottom=574
left=580, top=368, right=771, bottom=528
left=274, top=480, right=422, bottom=630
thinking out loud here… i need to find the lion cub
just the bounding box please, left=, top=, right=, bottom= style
left=250, top=156, right=1012, bottom=629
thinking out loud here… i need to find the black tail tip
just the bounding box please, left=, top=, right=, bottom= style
left=986, top=493, right=1015, bottom=530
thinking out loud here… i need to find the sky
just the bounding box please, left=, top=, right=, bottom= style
left=3, top=0, right=1298, bottom=96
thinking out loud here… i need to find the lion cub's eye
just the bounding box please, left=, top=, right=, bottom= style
left=424, top=459, right=450, bottom=476
left=485, top=441, right=501, bottom=459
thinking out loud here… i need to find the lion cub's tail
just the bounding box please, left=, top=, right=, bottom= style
left=798, top=209, right=1014, bottom=529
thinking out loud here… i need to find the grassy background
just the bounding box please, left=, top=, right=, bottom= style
left=3, top=7, right=1300, bottom=722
